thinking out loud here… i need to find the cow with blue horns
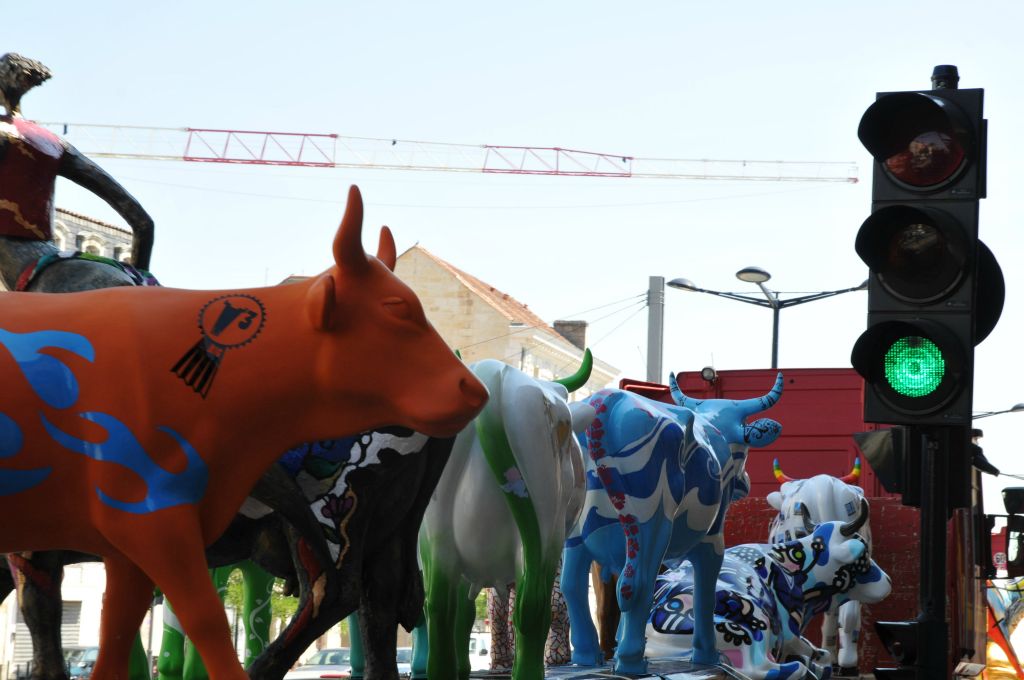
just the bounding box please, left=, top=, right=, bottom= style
left=767, top=459, right=870, bottom=676
left=645, top=500, right=891, bottom=680
left=561, top=372, right=784, bottom=673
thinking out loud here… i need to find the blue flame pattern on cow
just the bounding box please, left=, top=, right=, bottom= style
left=561, top=373, right=783, bottom=673
left=646, top=504, right=891, bottom=680
left=767, top=470, right=872, bottom=671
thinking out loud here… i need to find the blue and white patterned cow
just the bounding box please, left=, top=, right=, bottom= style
left=646, top=501, right=891, bottom=680
left=561, top=373, right=784, bottom=673
left=767, top=460, right=870, bottom=675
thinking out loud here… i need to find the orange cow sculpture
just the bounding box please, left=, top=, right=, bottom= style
left=0, top=186, right=488, bottom=680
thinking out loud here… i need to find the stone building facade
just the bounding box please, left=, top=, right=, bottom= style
left=394, top=245, right=619, bottom=397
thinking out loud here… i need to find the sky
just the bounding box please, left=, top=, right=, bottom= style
left=6, top=0, right=1024, bottom=511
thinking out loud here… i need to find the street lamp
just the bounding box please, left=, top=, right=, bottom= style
left=974, top=403, right=1024, bottom=420
left=668, top=268, right=867, bottom=369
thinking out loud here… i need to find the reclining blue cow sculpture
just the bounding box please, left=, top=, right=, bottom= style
left=561, top=372, right=784, bottom=673
left=645, top=501, right=891, bottom=680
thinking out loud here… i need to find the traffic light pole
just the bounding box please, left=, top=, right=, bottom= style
left=917, top=428, right=949, bottom=678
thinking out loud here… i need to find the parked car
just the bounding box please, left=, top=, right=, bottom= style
left=283, top=648, right=352, bottom=680
left=63, top=646, right=99, bottom=680
left=395, top=646, right=412, bottom=677
left=468, top=633, right=490, bottom=672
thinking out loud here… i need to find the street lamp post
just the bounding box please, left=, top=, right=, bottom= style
left=668, top=267, right=867, bottom=369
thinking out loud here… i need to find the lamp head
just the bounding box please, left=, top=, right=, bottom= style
left=667, top=278, right=699, bottom=291
left=736, top=266, right=771, bottom=284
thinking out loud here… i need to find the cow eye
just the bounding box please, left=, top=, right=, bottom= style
left=382, top=297, right=413, bottom=320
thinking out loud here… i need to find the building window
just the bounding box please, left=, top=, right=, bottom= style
left=113, top=247, right=124, bottom=261
left=75, top=234, right=85, bottom=250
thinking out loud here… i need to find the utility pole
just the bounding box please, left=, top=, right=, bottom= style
left=646, top=276, right=664, bottom=383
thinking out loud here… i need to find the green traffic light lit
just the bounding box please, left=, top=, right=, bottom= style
left=884, top=336, right=945, bottom=397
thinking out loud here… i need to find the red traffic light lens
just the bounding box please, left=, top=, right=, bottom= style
left=855, top=205, right=968, bottom=303
left=883, top=130, right=965, bottom=188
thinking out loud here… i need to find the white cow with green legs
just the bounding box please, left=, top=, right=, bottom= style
left=416, top=354, right=593, bottom=680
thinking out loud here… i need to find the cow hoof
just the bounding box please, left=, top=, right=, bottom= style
left=831, top=664, right=858, bottom=677
left=613, top=657, right=648, bottom=674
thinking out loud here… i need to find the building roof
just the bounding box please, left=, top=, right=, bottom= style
left=55, top=207, right=130, bottom=234
left=401, top=244, right=565, bottom=343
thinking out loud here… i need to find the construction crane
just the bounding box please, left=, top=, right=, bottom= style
left=40, top=123, right=858, bottom=183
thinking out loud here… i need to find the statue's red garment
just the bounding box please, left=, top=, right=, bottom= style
left=0, top=116, right=65, bottom=241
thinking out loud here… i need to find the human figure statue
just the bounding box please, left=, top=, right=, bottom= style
left=0, top=52, right=154, bottom=288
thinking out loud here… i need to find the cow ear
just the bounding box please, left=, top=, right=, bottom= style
left=744, top=418, right=781, bottom=447
left=766, top=491, right=782, bottom=510
left=569, top=401, right=596, bottom=435
left=306, top=274, right=337, bottom=331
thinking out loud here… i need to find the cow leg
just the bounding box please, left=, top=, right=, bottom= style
left=237, top=561, right=275, bottom=668
left=613, top=519, right=672, bottom=675
left=135, top=539, right=247, bottom=680
left=487, top=587, right=513, bottom=670
left=560, top=545, right=602, bottom=667
left=544, top=559, right=571, bottom=666
left=590, top=563, right=619, bottom=661
left=510, top=553, right=557, bottom=680
left=820, top=609, right=839, bottom=669
left=688, top=539, right=724, bottom=666
left=409, top=615, right=428, bottom=679
left=836, top=600, right=861, bottom=672
left=454, top=584, right=477, bottom=680
left=423, top=546, right=460, bottom=680
left=91, top=554, right=154, bottom=680
left=183, top=566, right=233, bottom=680
left=7, top=552, right=68, bottom=680
left=156, top=599, right=185, bottom=680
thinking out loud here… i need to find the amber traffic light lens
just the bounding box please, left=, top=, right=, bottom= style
left=884, top=129, right=965, bottom=187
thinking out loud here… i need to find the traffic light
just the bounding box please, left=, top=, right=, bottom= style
left=851, top=65, right=1003, bottom=426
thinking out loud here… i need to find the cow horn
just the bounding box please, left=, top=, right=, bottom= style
left=839, top=458, right=862, bottom=485
left=553, top=348, right=593, bottom=393
left=840, top=498, right=870, bottom=537
left=773, top=458, right=795, bottom=484
left=376, top=226, right=396, bottom=271
left=668, top=372, right=701, bottom=409
left=333, top=185, right=370, bottom=275
left=732, top=371, right=785, bottom=418
left=802, top=505, right=815, bottom=536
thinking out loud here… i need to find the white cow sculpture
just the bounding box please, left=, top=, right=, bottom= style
left=417, top=357, right=593, bottom=680
left=767, top=458, right=869, bottom=675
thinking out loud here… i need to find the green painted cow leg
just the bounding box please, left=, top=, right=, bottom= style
left=454, top=583, right=477, bottom=680
left=157, top=598, right=185, bottom=680
left=347, top=613, right=365, bottom=679
left=237, top=560, right=274, bottom=667
left=511, top=558, right=557, bottom=680
left=423, top=545, right=460, bottom=680
left=130, top=633, right=152, bottom=680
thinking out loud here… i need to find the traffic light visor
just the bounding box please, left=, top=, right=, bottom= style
left=855, top=205, right=968, bottom=303
left=859, top=92, right=971, bottom=190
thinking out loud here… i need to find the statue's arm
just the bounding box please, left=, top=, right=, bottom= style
left=58, top=145, right=154, bottom=270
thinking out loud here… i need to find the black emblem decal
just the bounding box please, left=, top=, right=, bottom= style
left=172, top=294, right=266, bottom=398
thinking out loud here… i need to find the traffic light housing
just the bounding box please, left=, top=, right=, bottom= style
left=874, top=620, right=920, bottom=679
left=851, top=66, right=1003, bottom=426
